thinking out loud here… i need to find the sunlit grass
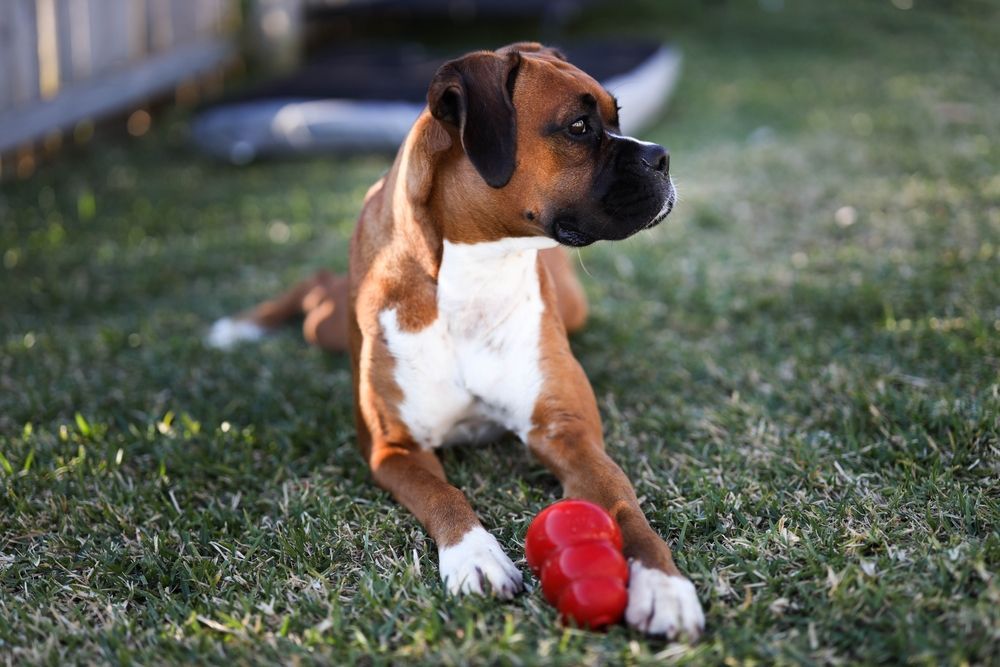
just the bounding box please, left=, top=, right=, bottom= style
left=1, top=1, right=998, bottom=664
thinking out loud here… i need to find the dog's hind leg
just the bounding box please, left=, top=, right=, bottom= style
left=207, top=270, right=350, bottom=352
left=300, top=272, right=350, bottom=352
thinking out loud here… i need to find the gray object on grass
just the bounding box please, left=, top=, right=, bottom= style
left=192, top=45, right=682, bottom=163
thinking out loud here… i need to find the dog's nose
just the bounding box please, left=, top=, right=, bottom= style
left=640, top=143, right=670, bottom=173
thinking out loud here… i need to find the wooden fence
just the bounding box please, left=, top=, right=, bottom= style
left=0, top=0, right=237, bottom=157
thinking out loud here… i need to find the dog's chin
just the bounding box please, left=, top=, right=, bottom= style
left=546, top=185, right=675, bottom=247
left=551, top=219, right=597, bottom=247
left=643, top=192, right=676, bottom=231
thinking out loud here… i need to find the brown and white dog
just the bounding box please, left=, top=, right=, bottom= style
left=209, top=42, right=704, bottom=639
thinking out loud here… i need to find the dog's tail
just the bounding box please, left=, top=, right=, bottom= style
left=206, top=270, right=350, bottom=351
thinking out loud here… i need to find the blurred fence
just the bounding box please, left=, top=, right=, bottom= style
left=0, top=0, right=236, bottom=155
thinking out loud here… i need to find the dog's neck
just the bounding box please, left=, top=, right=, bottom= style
left=437, top=237, right=553, bottom=337
left=393, top=113, right=547, bottom=256
left=382, top=111, right=560, bottom=294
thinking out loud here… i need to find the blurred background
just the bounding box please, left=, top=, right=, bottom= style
left=1, top=1, right=999, bottom=664
left=1, top=0, right=687, bottom=168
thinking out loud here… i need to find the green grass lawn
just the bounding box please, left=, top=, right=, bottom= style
left=2, top=1, right=999, bottom=664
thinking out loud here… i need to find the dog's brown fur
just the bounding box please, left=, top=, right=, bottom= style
left=236, top=42, right=687, bottom=604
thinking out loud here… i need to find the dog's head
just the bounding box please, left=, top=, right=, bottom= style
left=428, top=42, right=675, bottom=247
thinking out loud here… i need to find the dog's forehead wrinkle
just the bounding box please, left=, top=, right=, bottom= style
left=518, top=55, right=601, bottom=93
left=520, top=51, right=573, bottom=67
left=514, top=72, right=613, bottom=130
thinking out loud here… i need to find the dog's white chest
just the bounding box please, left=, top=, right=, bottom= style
left=379, top=237, right=558, bottom=448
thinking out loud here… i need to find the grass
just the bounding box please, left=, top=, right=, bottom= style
left=2, top=1, right=999, bottom=664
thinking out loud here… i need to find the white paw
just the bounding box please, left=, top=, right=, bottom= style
left=206, top=317, right=266, bottom=349
left=626, top=562, right=705, bottom=639
left=438, top=527, right=524, bottom=600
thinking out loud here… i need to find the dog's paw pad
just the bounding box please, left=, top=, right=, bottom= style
left=439, top=527, right=524, bottom=600
left=625, top=562, right=704, bottom=639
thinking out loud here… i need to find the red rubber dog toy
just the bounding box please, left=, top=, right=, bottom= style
left=525, top=499, right=628, bottom=629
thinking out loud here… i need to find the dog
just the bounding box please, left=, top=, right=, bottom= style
left=209, top=42, right=704, bottom=639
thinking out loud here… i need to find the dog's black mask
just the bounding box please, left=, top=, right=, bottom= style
left=547, top=134, right=675, bottom=248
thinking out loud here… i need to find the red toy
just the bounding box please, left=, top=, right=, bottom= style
left=525, top=499, right=628, bottom=629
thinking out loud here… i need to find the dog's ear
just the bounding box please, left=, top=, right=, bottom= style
left=427, top=51, right=521, bottom=189
left=497, top=41, right=567, bottom=62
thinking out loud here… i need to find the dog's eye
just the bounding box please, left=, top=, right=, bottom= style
left=568, top=118, right=588, bottom=136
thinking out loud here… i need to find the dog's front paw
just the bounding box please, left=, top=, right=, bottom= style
left=438, top=526, right=524, bottom=599
left=626, top=562, right=705, bottom=640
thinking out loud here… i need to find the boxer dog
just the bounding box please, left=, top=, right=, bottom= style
left=209, top=42, right=704, bottom=639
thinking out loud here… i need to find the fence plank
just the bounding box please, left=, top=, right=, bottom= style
left=0, top=37, right=234, bottom=152
left=57, top=0, right=81, bottom=83
left=87, top=0, right=131, bottom=76
left=195, top=0, right=226, bottom=37
left=36, top=0, right=60, bottom=98
left=2, top=1, right=238, bottom=145
left=0, top=5, right=13, bottom=110
left=147, top=0, right=174, bottom=52
left=127, top=0, right=148, bottom=60
left=2, top=0, right=41, bottom=107
left=169, top=0, right=199, bottom=45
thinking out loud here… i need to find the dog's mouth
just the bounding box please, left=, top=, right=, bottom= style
left=551, top=219, right=597, bottom=247
left=547, top=179, right=676, bottom=247
left=643, top=190, right=676, bottom=231
left=549, top=209, right=669, bottom=248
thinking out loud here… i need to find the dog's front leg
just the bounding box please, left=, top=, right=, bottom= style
left=368, top=440, right=524, bottom=599
left=527, top=394, right=705, bottom=639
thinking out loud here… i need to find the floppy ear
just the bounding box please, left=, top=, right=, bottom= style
left=427, top=51, right=521, bottom=189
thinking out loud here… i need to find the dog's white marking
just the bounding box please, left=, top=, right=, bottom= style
left=606, top=131, right=660, bottom=147
left=438, top=526, right=524, bottom=599
left=379, top=236, right=558, bottom=448
left=206, top=317, right=267, bottom=349
left=625, top=562, right=705, bottom=639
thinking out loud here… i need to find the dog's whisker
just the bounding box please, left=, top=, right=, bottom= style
left=575, top=248, right=593, bottom=278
